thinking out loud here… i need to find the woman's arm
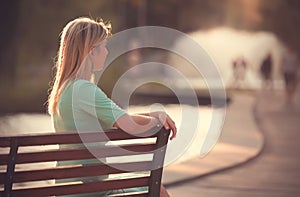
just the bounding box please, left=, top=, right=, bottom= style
left=79, top=82, right=177, bottom=139
left=114, top=111, right=177, bottom=140
left=113, top=114, right=160, bottom=134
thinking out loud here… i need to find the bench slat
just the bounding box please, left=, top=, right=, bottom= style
left=0, top=154, right=8, bottom=165
left=8, top=177, right=149, bottom=197
left=0, top=129, right=159, bottom=147
left=109, top=191, right=148, bottom=197
left=0, top=138, right=10, bottom=147
left=11, top=144, right=154, bottom=164
left=0, top=161, right=152, bottom=183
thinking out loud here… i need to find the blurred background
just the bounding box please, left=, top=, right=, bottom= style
left=0, top=0, right=299, bottom=114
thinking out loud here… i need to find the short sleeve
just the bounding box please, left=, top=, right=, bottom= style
left=75, top=80, right=127, bottom=129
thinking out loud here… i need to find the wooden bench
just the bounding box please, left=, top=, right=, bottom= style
left=0, top=127, right=170, bottom=197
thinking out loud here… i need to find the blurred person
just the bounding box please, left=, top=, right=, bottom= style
left=231, top=56, right=248, bottom=89
left=47, top=17, right=176, bottom=197
left=281, top=46, right=299, bottom=106
left=260, top=53, right=273, bottom=89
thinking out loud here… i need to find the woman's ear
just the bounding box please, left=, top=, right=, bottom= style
left=90, top=48, right=95, bottom=56
left=89, top=51, right=96, bottom=63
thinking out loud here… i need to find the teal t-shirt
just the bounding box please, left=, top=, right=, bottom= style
left=53, top=79, right=126, bottom=132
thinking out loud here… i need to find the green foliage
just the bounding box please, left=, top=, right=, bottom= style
left=260, top=0, right=300, bottom=52
left=1, top=0, right=300, bottom=113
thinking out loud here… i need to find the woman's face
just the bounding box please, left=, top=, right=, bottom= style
left=91, top=39, right=108, bottom=71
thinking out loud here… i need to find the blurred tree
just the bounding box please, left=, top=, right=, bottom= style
left=16, top=0, right=119, bottom=78
left=142, top=0, right=263, bottom=32
left=224, top=0, right=262, bottom=30
left=146, top=0, right=225, bottom=31
left=260, top=0, right=300, bottom=53
left=0, top=0, right=20, bottom=80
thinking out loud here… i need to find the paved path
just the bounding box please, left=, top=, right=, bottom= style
left=163, top=92, right=263, bottom=185
left=166, top=88, right=300, bottom=197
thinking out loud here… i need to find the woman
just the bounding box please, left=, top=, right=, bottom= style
left=281, top=46, right=299, bottom=106
left=47, top=17, right=177, bottom=196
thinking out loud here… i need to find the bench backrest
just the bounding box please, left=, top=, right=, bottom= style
left=0, top=128, right=170, bottom=197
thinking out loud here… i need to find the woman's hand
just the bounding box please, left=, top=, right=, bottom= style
left=147, top=111, right=177, bottom=140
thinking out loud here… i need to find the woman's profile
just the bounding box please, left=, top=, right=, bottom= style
left=47, top=17, right=177, bottom=196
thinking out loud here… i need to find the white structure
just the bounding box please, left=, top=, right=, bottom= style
left=168, top=27, right=285, bottom=90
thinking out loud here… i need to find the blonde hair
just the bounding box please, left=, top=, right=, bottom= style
left=47, top=17, right=111, bottom=115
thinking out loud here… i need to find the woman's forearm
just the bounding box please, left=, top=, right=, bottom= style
left=115, top=111, right=177, bottom=140
left=114, top=114, right=160, bottom=135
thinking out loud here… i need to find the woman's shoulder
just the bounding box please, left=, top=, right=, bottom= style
left=73, top=79, right=94, bottom=86
left=73, top=79, right=106, bottom=96
left=72, top=79, right=98, bottom=89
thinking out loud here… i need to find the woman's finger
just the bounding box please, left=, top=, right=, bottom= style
left=157, top=112, right=177, bottom=140
left=167, top=117, right=177, bottom=140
